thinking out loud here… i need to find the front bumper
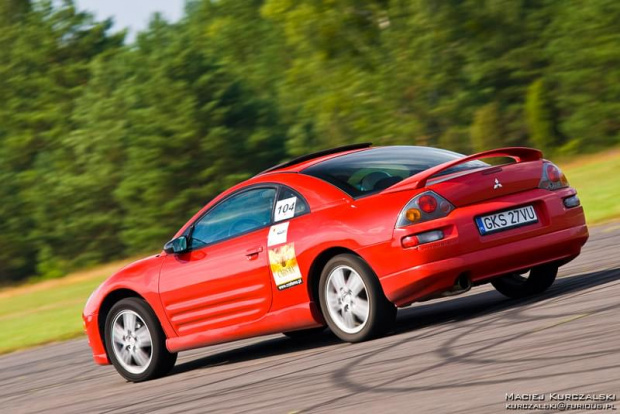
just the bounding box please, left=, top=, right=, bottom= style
left=83, top=312, right=109, bottom=365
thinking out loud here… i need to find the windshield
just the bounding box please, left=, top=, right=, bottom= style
left=302, top=146, right=488, bottom=197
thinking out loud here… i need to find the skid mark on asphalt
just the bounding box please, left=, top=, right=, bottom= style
left=531, top=313, right=590, bottom=333
left=1, top=224, right=620, bottom=413
left=301, top=272, right=620, bottom=412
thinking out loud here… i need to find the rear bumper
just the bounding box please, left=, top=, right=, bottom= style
left=381, top=223, right=588, bottom=306
left=83, top=312, right=110, bottom=365
left=362, top=187, right=589, bottom=307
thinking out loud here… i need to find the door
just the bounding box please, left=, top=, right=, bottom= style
left=158, top=187, right=276, bottom=336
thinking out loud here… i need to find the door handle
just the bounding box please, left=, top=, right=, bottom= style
left=245, top=246, right=264, bottom=260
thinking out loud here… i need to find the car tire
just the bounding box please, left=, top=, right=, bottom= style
left=318, top=254, right=397, bottom=343
left=105, top=298, right=177, bottom=382
left=491, top=263, right=558, bottom=299
left=283, top=327, right=326, bottom=341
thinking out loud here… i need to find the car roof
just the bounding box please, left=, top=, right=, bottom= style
left=257, top=143, right=373, bottom=175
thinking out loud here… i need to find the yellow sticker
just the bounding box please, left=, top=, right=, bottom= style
left=268, top=243, right=303, bottom=290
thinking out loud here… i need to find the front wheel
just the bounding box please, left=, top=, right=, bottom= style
left=319, top=254, right=396, bottom=343
left=491, top=263, right=558, bottom=299
left=105, top=298, right=177, bottom=382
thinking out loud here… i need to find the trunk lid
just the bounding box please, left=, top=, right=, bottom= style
left=379, top=147, right=544, bottom=206
left=426, top=160, right=543, bottom=207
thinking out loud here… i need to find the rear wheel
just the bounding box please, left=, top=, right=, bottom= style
left=318, top=254, right=396, bottom=343
left=105, top=298, right=177, bottom=382
left=491, top=263, right=558, bottom=299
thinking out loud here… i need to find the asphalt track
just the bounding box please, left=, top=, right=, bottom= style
left=2, top=224, right=619, bottom=414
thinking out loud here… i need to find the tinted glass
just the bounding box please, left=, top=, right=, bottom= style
left=302, top=146, right=487, bottom=197
left=191, top=187, right=276, bottom=248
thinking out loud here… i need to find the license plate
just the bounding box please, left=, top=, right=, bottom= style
left=475, top=205, right=538, bottom=235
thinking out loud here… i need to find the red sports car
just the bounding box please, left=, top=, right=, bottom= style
left=83, top=144, right=588, bottom=381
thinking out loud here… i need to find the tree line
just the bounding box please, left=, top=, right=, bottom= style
left=1, top=0, right=618, bottom=283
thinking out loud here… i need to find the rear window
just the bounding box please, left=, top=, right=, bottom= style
left=302, top=146, right=487, bottom=197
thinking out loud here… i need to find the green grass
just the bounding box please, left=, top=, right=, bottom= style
left=560, top=149, right=620, bottom=225
left=0, top=260, right=134, bottom=354
left=0, top=149, right=619, bottom=355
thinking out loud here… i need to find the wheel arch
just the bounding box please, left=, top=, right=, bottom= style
left=308, top=247, right=397, bottom=341
left=97, top=289, right=146, bottom=359
left=307, top=247, right=366, bottom=305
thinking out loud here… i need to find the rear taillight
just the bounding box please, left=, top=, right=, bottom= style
left=418, top=195, right=438, bottom=213
left=396, top=191, right=454, bottom=227
left=546, top=164, right=560, bottom=182
left=539, top=161, right=568, bottom=190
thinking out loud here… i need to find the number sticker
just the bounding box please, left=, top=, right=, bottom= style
left=268, top=222, right=289, bottom=247
left=274, top=197, right=297, bottom=222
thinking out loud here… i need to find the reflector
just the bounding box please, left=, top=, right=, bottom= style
left=401, top=235, right=419, bottom=248
left=563, top=195, right=580, bottom=208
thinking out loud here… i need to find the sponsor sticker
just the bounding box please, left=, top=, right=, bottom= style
left=274, top=197, right=297, bottom=222
left=268, top=243, right=303, bottom=290
left=267, top=222, right=289, bottom=247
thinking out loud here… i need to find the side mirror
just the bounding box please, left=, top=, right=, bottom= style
left=163, top=236, right=188, bottom=254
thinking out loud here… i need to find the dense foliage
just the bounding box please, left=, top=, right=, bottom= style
left=1, top=0, right=618, bottom=282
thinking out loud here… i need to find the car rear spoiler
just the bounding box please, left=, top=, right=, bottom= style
left=383, top=147, right=543, bottom=193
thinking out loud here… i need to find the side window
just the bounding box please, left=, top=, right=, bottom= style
left=273, top=187, right=309, bottom=222
left=191, top=187, right=277, bottom=248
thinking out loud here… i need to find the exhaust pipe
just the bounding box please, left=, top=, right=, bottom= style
left=418, top=274, right=473, bottom=302
left=439, top=274, right=472, bottom=298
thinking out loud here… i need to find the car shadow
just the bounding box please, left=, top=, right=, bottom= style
left=169, top=331, right=341, bottom=376
left=169, top=267, right=620, bottom=377
left=392, top=267, right=620, bottom=334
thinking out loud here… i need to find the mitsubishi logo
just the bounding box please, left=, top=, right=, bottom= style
left=493, top=178, right=503, bottom=190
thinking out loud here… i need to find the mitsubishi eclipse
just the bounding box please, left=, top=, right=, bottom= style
left=83, top=143, right=588, bottom=381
